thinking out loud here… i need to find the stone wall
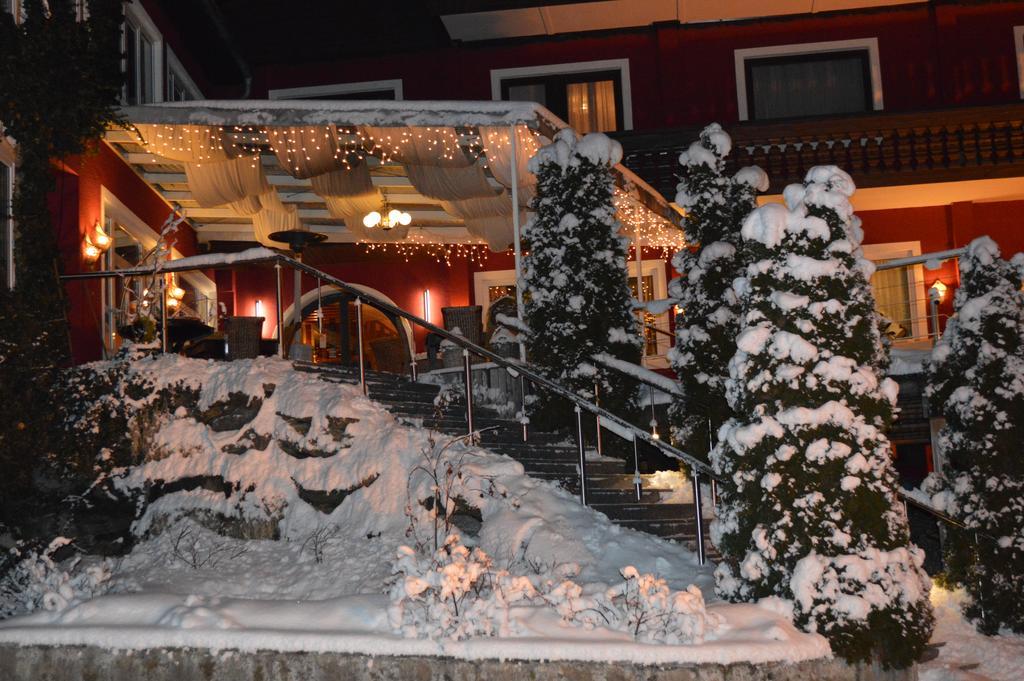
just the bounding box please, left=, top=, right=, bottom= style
left=0, top=644, right=917, bottom=681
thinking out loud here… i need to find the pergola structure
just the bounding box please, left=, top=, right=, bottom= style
left=103, top=100, right=684, bottom=253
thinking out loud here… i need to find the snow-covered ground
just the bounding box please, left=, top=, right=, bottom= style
left=921, top=588, right=1024, bottom=681
left=0, top=355, right=827, bottom=666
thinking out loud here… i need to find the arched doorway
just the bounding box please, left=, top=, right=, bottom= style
left=283, top=286, right=413, bottom=374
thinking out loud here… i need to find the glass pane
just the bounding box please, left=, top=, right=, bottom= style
left=748, top=51, right=869, bottom=120
left=871, top=263, right=914, bottom=338
left=140, top=33, right=154, bottom=103
left=567, top=80, right=617, bottom=133
left=629, top=275, right=658, bottom=355
left=488, top=285, right=515, bottom=302
left=125, top=23, right=138, bottom=104
left=507, top=83, right=546, bottom=106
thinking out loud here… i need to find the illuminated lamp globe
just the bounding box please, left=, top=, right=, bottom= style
left=388, top=209, right=402, bottom=226
left=398, top=211, right=412, bottom=226
left=363, top=211, right=381, bottom=228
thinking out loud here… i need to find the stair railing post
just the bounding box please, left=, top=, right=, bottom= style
left=463, top=348, right=475, bottom=440
left=160, top=276, right=168, bottom=354
left=410, top=357, right=418, bottom=382
left=692, top=469, right=707, bottom=566
left=632, top=438, right=643, bottom=502
left=575, top=405, right=589, bottom=506
left=593, top=382, right=603, bottom=456
left=355, top=296, right=366, bottom=395
left=519, top=375, right=528, bottom=443
left=275, top=263, right=285, bottom=359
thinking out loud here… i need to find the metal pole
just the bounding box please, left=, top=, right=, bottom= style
left=316, top=277, right=323, bottom=356
left=929, top=295, right=941, bottom=344
left=293, top=259, right=302, bottom=329
left=509, top=123, right=527, bottom=364
left=575, top=405, right=589, bottom=506
left=160, top=277, right=168, bottom=353
left=692, top=470, right=706, bottom=566
left=649, top=385, right=659, bottom=439
left=355, top=297, right=366, bottom=395
left=710, top=478, right=719, bottom=507
left=410, top=357, right=418, bottom=382
left=274, top=263, right=285, bottom=358
left=593, top=382, right=603, bottom=457
left=632, top=439, right=643, bottom=502
left=463, top=348, right=475, bottom=439
left=635, top=229, right=645, bottom=356
left=519, top=375, right=529, bottom=442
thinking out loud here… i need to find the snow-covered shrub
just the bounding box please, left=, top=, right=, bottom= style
left=0, top=538, right=113, bottom=620
left=925, top=236, right=1024, bottom=635
left=387, top=534, right=536, bottom=640
left=711, top=166, right=933, bottom=668
left=669, top=123, right=768, bottom=456
left=603, top=566, right=723, bottom=644
left=522, top=129, right=642, bottom=430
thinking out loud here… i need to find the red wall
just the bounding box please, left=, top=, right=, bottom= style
left=60, top=141, right=197, bottom=363
left=253, top=3, right=1024, bottom=129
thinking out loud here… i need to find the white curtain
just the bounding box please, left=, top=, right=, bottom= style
left=362, top=125, right=471, bottom=167
left=405, top=162, right=498, bottom=201
left=252, top=205, right=302, bottom=247
left=567, top=80, right=616, bottom=133
left=268, top=126, right=346, bottom=179
left=463, top=214, right=527, bottom=252
left=310, top=165, right=381, bottom=218
left=479, top=124, right=538, bottom=207
left=441, top=192, right=513, bottom=220
left=227, top=195, right=263, bottom=216
left=135, top=124, right=241, bottom=162
left=185, top=157, right=270, bottom=207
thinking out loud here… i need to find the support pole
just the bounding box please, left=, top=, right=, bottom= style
left=274, top=263, right=285, bottom=358
left=410, top=357, right=418, bottom=382
left=593, top=382, right=603, bottom=457
left=632, top=439, right=643, bottom=502
left=635, top=230, right=645, bottom=357
left=160, top=277, right=168, bottom=354
left=519, top=375, right=528, bottom=442
left=693, top=470, right=706, bottom=566
left=316, top=278, right=323, bottom=349
left=575, top=405, right=589, bottom=506
left=463, top=348, right=475, bottom=439
left=355, top=296, right=366, bottom=395
left=509, top=123, right=527, bottom=364
left=929, top=294, right=941, bottom=345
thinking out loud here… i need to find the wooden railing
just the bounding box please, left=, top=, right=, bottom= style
left=615, top=103, right=1024, bottom=199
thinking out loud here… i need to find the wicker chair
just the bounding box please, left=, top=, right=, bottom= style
left=441, top=305, right=483, bottom=346
left=224, top=316, right=264, bottom=360
left=370, top=336, right=409, bottom=375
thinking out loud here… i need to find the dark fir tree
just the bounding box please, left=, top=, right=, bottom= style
left=711, top=166, right=933, bottom=668
left=521, top=130, right=642, bottom=429
left=925, top=236, right=1024, bottom=635
left=0, top=0, right=124, bottom=534
left=668, top=123, right=767, bottom=456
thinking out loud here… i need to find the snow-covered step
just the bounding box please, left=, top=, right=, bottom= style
left=590, top=502, right=696, bottom=522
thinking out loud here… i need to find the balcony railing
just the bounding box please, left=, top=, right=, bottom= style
left=615, top=103, right=1024, bottom=199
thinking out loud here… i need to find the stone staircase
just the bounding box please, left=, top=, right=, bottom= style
left=297, top=362, right=714, bottom=552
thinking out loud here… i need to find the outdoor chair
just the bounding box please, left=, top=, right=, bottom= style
left=441, top=305, right=483, bottom=347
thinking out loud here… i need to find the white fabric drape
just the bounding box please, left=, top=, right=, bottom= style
left=342, top=215, right=410, bottom=242
left=311, top=165, right=381, bottom=218
left=268, top=126, right=346, bottom=179
left=441, top=192, right=513, bottom=220
left=479, top=125, right=538, bottom=207
left=405, top=162, right=498, bottom=201
left=362, top=126, right=471, bottom=167
left=463, top=215, right=526, bottom=252
left=228, top=195, right=263, bottom=216
left=252, top=205, right=301, bottom=247
left=185, top=157, right=270, bottom=207
left=135, top=124, right=241, bottom=163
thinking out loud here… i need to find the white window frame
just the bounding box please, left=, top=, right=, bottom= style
left=101, top=187, right=217, bottom=352
left=1014, top=26, right=1024, bottom=99
left=0, top=137, right=15, bottom=290
left=863, top=240, right=927, bottom=342
left=268, top=79, right=404, bottom=101
left=734, top=37, right=883, bottom=122
left=490, top=58, right=634, bottom=130
left=123, top=1, right=164, bottom=105
left=166, top=48, right=203, bottom=101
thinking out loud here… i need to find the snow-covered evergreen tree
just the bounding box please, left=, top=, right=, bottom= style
left=522, top=129, right=642, bottom=428
left=711, top=166, right=934, bottom=668
left=668, top=123, right=768, bottom=456
left=925, top=236, right=1024, bottom=635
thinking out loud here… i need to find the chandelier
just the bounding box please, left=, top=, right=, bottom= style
left=363, top=200, right=411, bottom=230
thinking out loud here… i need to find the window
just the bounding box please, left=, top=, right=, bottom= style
left=0, top=158, right=13, bottom=290
left=491, top=59, right=633, bottom=132
left=863, top=242, right=928, bottom=344
left=268, top=79, right=404, bottom=101
left=123, top=3, right=163, bottom=105
left=166, top=50, right=202, bottom=102
left=735, top=39, right=883, bottom=121
left=1015, top=26, right=1024, bottom=99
